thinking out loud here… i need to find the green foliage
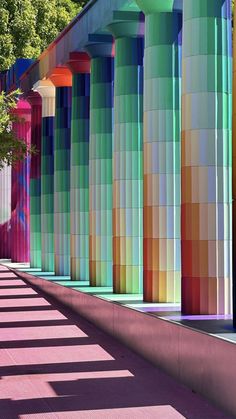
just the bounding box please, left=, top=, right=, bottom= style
left=0, top=89, right=35, bottom=170
left=0, top=0, right=87, bottom=71
left=0, top=0, right=89, bottom=168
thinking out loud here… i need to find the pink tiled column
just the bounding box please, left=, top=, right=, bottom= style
left=0, top=165, right=11, bottom=258
left=11, top=100, right=31, bottom=262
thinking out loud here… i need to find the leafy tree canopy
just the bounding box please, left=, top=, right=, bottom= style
left=0, top=0, right=89, bottom=72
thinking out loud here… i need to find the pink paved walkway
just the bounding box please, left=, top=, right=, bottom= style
left=0, top=266, right=231, bottom=419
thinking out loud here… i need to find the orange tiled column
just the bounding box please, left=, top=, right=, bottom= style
left=49, top=68, right=72, bottom=276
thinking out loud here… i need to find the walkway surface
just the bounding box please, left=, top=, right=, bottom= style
left=0, top=265, right=231, bottom=419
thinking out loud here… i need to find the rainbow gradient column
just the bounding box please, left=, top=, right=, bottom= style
left=34, top=81, right=55, bottom=272
left=50, top=69, right=72, bottom=276
left=11, top=100, right=31, bottom=262
left=136, top=1, right=182, bottom=302
left=85, top=35, right=114, bottom=287
left=108, top=12, right=144, bottom=294
left=233, top=2, right=236, bottom=326
left=182, top=0, right=232, bottom=314
left=27, top=92, right=42, bottom=268
left=67, top=53, right=90, bottom=281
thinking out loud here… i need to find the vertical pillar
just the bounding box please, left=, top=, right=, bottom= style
left=33, top=80, right=55, bottom=272
left=182, top=0, right=232, bottom=314
left=108, top=12, right=144, bottom=294
left=67, top=53, right=91, bottom=281
left=27, top=92, right=42, bottom=268
left=0, top=165, right=11, bottom=259
left=50, top=68, right=72, bottom=276
left=11, top=100, right=31, bottom=262
left=85, top=36, right=114, bottom=287
left=233, top=2, right=236, bottom=326
left=136, top=1, right=182, bottom=302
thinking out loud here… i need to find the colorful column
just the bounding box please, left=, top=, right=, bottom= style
left=136, top=1, right=182, bottom=302
left=0, top=165, right=11, bottom=259
left=67, top=53, right=90, bottom=281
left=85, top=35, right=114, bottom=287
left=27, top=92, right=42, bottom=268
left=11, top=100, right=31, bottom=262
left=182, top=0, right=232, bottom=314
left=50, top=68, right=72, bottom=276
left=107, top=12, right=144, bottom=294
left=233, top=3, right=236, bottom=326
left=33, top=80, right=55, bottom=272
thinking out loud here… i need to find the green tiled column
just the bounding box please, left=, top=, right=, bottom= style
left=86, top=35, right=114, bottom=287
left=181, top=0, right=232, bottom=314
left=33, top=80, right=55, bottom=272
left=108, top=12, right=144, bottom=293
left=136, top=1, right=182, bottom=303
left=68, top=53, right=91, bottom=281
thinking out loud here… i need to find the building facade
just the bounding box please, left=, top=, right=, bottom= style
left=0, top=0, right=234, bottom=317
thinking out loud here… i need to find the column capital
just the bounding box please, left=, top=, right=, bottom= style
left=26, top=90, right=42, bottom=107
left=182, top=0, right=230, bottom=20
left=85, top=34, right=114, bottom=58
left=107, top=11, right=144, bottom=39
left=47, top=67, right=72, bottom=87
left=136, top=0, right=175, bottom=14
left=13, top=99, right=31, bottom=121
left=33, top=80, right=56, bottom=117
left=33, top=80, right=55, bottom=98
left=67, top=52, right=90, bottom=74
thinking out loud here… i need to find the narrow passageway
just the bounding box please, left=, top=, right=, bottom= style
left=0, top=266, right=230, bottom=419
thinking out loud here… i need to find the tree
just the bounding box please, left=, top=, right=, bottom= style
left=0, top=0, right=88, bottom=71
left=0, top=0, right=90, bottom=169
left=0, top=89, right=35, bottom=169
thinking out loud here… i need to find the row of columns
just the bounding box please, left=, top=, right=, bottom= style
left=10, top=0, right=232, bottom=315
